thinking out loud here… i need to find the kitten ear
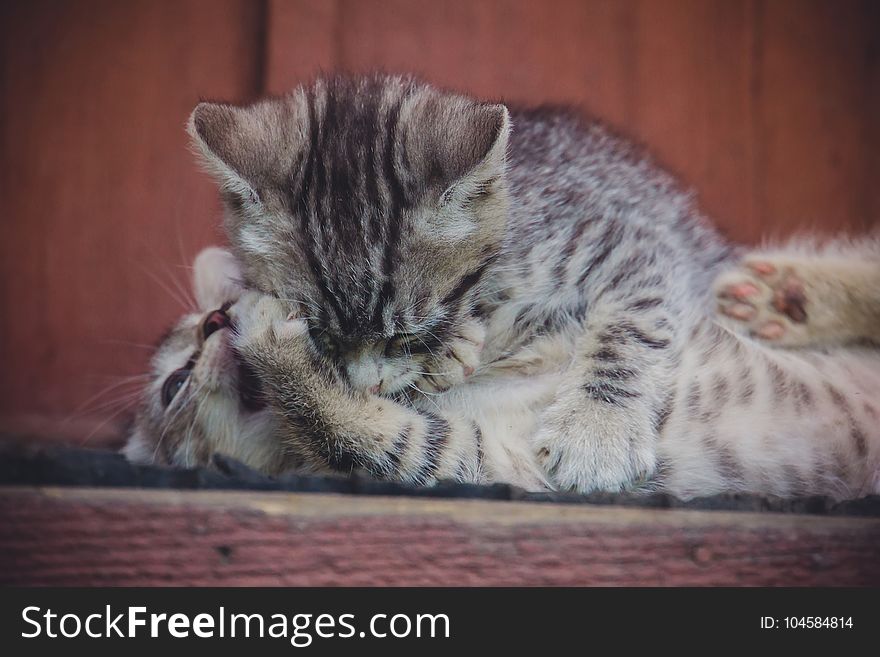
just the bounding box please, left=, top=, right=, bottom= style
left=448, top=102, right=510, bottom=187
left=406, top=97, right=510, bottom=242
left=187, top=97, right=305, bottom=204
left=407, top=97, right=510, bottom=196
left=192, top=247, right=244, bottom=310
left=188, top=103, right=261, bottom=203
left=443, top=103, right=510, bottom=212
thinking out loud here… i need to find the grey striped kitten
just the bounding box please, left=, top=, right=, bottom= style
left=131, top=74, right=880, bottom=499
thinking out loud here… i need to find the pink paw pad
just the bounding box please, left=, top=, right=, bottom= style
left=719, top=282, right=760, bottom=302
left=724, top=302, right=757, bottom=320
left=755, top=321, right=786, bottom=340
left=746, top=261, right=777, bottom=277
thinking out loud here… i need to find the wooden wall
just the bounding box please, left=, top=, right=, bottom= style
left=1, top=0, right=878, bottom=444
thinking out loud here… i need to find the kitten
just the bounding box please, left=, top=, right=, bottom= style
left=126, top=246, right=497, bottom=480
left=715, top=236, right=880, bottom=347
left=125, top=247, right=292, bottom=474
left=132, top=74, right=880, bottom=499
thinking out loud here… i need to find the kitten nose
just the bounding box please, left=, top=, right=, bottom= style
left=369, top=383, right=381, bottom=395
left=202, top=308, right=230, bottom=339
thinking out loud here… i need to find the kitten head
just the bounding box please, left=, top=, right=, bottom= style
left=124, top=247, right=288, bottom=472
left=188, top=75, right=509, bottom=395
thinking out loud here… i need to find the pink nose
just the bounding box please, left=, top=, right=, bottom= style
left=369, top=383, right=381, bottom=395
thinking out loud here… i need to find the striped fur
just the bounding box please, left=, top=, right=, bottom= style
left=126, top=74, right=880, bottom=499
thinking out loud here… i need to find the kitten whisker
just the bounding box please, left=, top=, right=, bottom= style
left=79, top=402, right=138, bottom=448
left=275, top=297, right=323, bottom=315
left=98, top=339, right=161, bottom=351
left=139, top=265, right=193, bottom=312
left=407, top=382, right=444, bottom=408
left=183, top=395, right=206, bottom=469
left=163, top=260, right=198, bottom=311
left=65, top=375, right=151, bottom=420
left=76, top=390, right=146, bottom=415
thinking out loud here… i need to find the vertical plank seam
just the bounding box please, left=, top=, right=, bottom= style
left=747, top=0, right=765, bottom=239
left=333, top=0, right=344, bottom=70
left=621, top=0, right=639, bottom=129
left=863, top=0, right=879, bottom=229
left=254, top=0, right=270, bottom=96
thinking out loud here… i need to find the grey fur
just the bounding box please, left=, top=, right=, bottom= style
left=125, top=74, right=880, bottom=499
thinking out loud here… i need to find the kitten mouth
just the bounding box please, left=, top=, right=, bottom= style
left=232, top=350, right=266, bottom=412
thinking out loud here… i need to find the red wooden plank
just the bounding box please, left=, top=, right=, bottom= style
left=264, top=0, right=879, bottom=244
left=754, top=0, right=875, bottom=239
left=1, top=487, right=877, bottom=586
left=264, top=0, right=339, bottom=95
left=627, top=0, right=754, bottom=241
left=0, top=0, right=264, bottom=442
left=871, top=0, right=880, bottom=226
left=3, top=0, right=878, bottom=441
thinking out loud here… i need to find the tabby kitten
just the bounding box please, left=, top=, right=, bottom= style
left=129, top=241, right=880, bottom=498
left=126, top=245, right=482, bottom=477
left=124, top=247, right=291, bottom=474
left=132, top=74, right=880, bottom=499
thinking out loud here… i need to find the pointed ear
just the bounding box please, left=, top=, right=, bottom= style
left=193, top=247, right=244, bottom=310
left=404, top=96, right=510, bottom=243
left=406, top=95, right=510, bottom=198
left=188, top=103, right=259, bottom=201
left=187, top=96, right=305, bottom=203
left=451, top=102, right=510, bottom=185
left=442, top=103, right=510, bottom=211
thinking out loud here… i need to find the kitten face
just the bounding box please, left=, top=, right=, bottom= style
left=188, top=75, right=510, bottom=395
left=124, top=248, right=287, bottom=472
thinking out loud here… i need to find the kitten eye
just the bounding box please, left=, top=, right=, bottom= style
left=161, top=369, right=190, bottom=407
left=385, top=333, right=415, bottom=356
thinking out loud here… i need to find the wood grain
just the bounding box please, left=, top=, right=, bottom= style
left=264, top=0, right=879, bottom=242
left=754, top=0, right=876, bottom=238
left=2, top=0, right=878, bottom=439
left=0, top=0, right=264, bottom=443
left=1, top=487, right=877, bottom=585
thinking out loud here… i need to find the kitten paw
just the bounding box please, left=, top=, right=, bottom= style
left=533, top=399, right=656, bottom=494
left=415, top=318, right=486, bottom=393
left=714, top=258, right=811, bottom=346
left=233, top=293, right=308, bottom=353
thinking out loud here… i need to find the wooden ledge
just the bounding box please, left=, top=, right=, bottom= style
left=2, top=486, right=878, bottom=586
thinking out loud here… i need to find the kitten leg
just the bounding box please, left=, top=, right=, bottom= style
left=715, top=254, right=880, bottom=347
left=532, top=304, right=674, bottom=493
left=233, top=294, right=545, bottom=490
